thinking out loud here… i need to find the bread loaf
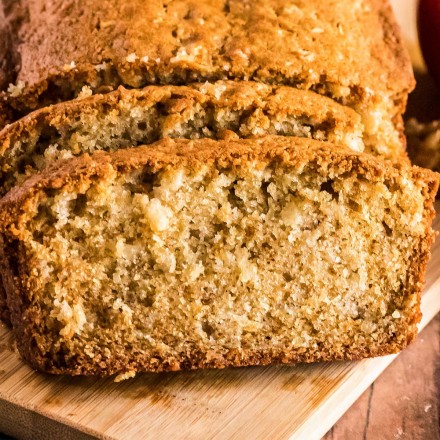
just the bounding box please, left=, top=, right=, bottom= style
left=0, top=136, right=437, bottom=376
left=0, top=0, right=414, bottom=160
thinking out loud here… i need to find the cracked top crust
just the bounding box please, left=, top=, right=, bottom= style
left=0, top=0, right=414, bottom=124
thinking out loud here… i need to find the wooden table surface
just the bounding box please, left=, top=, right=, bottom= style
left=323, top=315, right=439, bottom=440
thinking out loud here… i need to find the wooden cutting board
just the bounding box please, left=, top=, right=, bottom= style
left=1, top=4, right=438, bottom=438
left=1, top=202, right=440, bottom=440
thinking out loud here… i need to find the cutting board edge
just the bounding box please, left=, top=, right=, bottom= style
left=1, top=285, right=438, bottom=440
left=0, top=398, right=101, bottom=440
left=290, top=276, right=440, bottom=440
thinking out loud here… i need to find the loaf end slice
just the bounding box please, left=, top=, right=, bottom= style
left=0, top=136, right=437, bottom=376
left=0, top=81, right=364, bottom=197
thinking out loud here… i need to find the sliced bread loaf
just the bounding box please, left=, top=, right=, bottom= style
left=0, top=81, right=364, bottom=197
left=1, top=0, right=414, bottom=160
left=0, top=136, right=437, bottom=376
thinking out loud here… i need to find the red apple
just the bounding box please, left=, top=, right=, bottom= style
left=418, top=0, right=440, bottom=87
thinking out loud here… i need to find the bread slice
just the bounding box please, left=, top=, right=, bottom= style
left=0, top=136, right=437, bottom=376
left=0, top=81, right=364, bottom=197
left=1, top=0, right=413, bottom=160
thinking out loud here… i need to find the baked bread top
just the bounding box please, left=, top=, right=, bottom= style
left=1, top=0, right=414, bottom=130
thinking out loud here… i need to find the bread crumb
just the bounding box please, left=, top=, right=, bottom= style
left=160, top=169, right=184, bottom=191
left=7, top=80, right=25, bottom=97
left=281, top=200, right=303, bottom=227
left=236, top=248, right=260, bottom=286
left=155, top=248, right=177, bottom=273
left=231, top=49, right=249, bottom=61
left=51, top=300, right=87, bottom=338
left=144, top=198, right=171, bottom=232
left=78, top=86, right=93, bottom=99
left=94, top=62, right=107, bottom=72
left=170, top=48, right=190, bottom=63
left=99, top=20, right=115, bottom=28
left=329, top=84, right=351, bottom=99
left=113, top=298, right=133, bottom=325
left=169, top=46, right=203, bottom=64
left=114, top=371, right=136, bottom=382
left=126, top=53, right=138, bottom=63
left=186, top=262, right=204, bottom=282
left=62, top=61, right=76, bottom=72
left=283, top=5, right=304, bottom=17
left=297, top=49, right=315, bottom=62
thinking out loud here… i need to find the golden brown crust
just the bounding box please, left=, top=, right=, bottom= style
left=0, top=136, right=438, bottom=375
left=0, top=9, right=12, bottom=92
left=0, top=231, right=15, bottom=326
left=0, top=0, right=414, bottom=124
left=371, top=0, right=415, bottom=100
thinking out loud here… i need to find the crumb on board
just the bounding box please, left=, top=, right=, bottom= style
left=114, top=371, right=136, bottom=382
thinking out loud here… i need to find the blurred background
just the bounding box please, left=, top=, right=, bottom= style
left=390, top=0, right=440, bottom=122
left=387, top=0, right=440, bottom=173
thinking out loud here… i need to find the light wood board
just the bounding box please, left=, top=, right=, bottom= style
left=0, top=202, right=439, bottom=440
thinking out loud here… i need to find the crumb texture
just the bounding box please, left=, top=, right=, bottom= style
left=0, top=81, right=365, bottom=195
left=1, top=137, right=437, bottom=375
